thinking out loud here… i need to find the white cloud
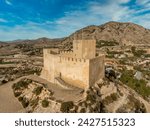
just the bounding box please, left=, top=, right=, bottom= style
left=0, top=23, right=52, bottom=41
left=89, top=1, right=131, bottom=21
left=118, top=0, right=130, bottom=3
left=52, top=0, right=132, bottom=33
left=129, top=13, right=150, bottom=28
left=0, top=0, right=150, bottom=41
left=136, top=0, right=150, bottom=5
left=0, top=18, right=7, bottom=23
left=5, top=0, right=12, bottom=5
left=52, top=0, right=150, bottom=33
left=136, top=0, right=150, bottom=9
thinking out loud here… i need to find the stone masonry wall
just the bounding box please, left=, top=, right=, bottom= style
left=89, top=55, right=105, bottom=86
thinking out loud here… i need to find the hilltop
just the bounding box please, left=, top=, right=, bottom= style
left=1, top=21, right=150, bottom=49
left=61, top=21, right=150, bottom=49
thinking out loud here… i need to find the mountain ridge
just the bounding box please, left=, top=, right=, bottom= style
left=61, top=21, right=150, bottom=49
left=1, top=21, right=150, bottom=48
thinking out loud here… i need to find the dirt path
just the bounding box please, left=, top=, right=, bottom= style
left=0, top=75, right=83, bottom=113
left=29, top=75, right=83, bottom=102
left=0, top=78, right=24, bottom=113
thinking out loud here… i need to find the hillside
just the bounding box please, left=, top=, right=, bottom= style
left=8, top=37, right=64, bottom=48
left=61, top=21, right=150, bottom=49
left=1, top=21, right=150, bottom=49
left=0, top=37, right=63, bottom=56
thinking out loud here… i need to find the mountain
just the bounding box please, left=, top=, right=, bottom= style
left=1, top=21, right=150, bottom=49
left=33, top=37, right=64, bottom=47
left=61, top=21, right=150, bottom=49
left=0, top=37, right=64, bottom=56
left=0, top=41, right=7, bottom=45
left=0, top=37, right=64, bottom=48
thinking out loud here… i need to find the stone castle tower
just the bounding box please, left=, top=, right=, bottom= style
left=41, top=40, right=105, bottom=89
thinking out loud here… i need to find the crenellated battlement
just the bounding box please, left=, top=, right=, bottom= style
left=59, top=50, right=73, bottom=54
left=59, top=56, right=88, bottom=63
left=44, top=48, right=59, bottom=55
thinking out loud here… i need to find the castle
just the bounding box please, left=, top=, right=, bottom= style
left=41, top=40, right=105, bottom=90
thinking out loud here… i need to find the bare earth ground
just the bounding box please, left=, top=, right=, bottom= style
left=0, top=78, right=24, bottom=113
left=0, top=75, right=83, bottom=113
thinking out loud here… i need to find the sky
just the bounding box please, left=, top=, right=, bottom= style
left=0, top=0, right=150, bottom=41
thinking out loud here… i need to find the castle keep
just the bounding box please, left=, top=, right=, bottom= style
left=41, top=40, right=105, bottom=89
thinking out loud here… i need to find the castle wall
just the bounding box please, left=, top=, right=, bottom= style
left=56, top=57, right=90, bottom=89
left=41, top=49, right=58, bottom=82
left=89, top=55, right=105, bottom=86
left=73, top=40, right=96, bottom=59
left=81, top=40, right=96, bottom=59
left=73, top=40, right=83, bottom=58
left=41, top=49, right=90, bottom=89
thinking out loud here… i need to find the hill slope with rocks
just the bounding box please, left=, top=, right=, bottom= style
left=1, top=21, right=150, bottom=50
left=61, top=21, right=150, bottom=49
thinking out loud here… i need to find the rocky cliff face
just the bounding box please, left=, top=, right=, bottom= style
left=61, top=21, right=150, bottom=49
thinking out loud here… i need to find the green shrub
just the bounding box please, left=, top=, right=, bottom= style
left=144, top=54, right=150, bottom=57
left=132, top=49, right=146, bottom=57
left=14, top=91, right=22, bottom=97
left=131, top=46, right=136, bottom=53
left=100, top=102, right=107, bottom=113
left=18, top=96, right=23, bottom=101
left=21, top=98, right=29, bottom=108
left=30, top=98, right=39, bottom=108
left=42, top=99, right=49, bottom=108
left=86, top=94, right=96, bottom=104
left=60, top=101, right=74, bottom=113
left=33, top=86, right=43, bottom=95
left=80, top=108, right=86, bottom=113
left=12, top=78, right=31, bottom=90
left=96, top=40, right=119, bottom=48
left=111, top=93, right=118, bottom=101
left=102, top=93, right=118, bottom=105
